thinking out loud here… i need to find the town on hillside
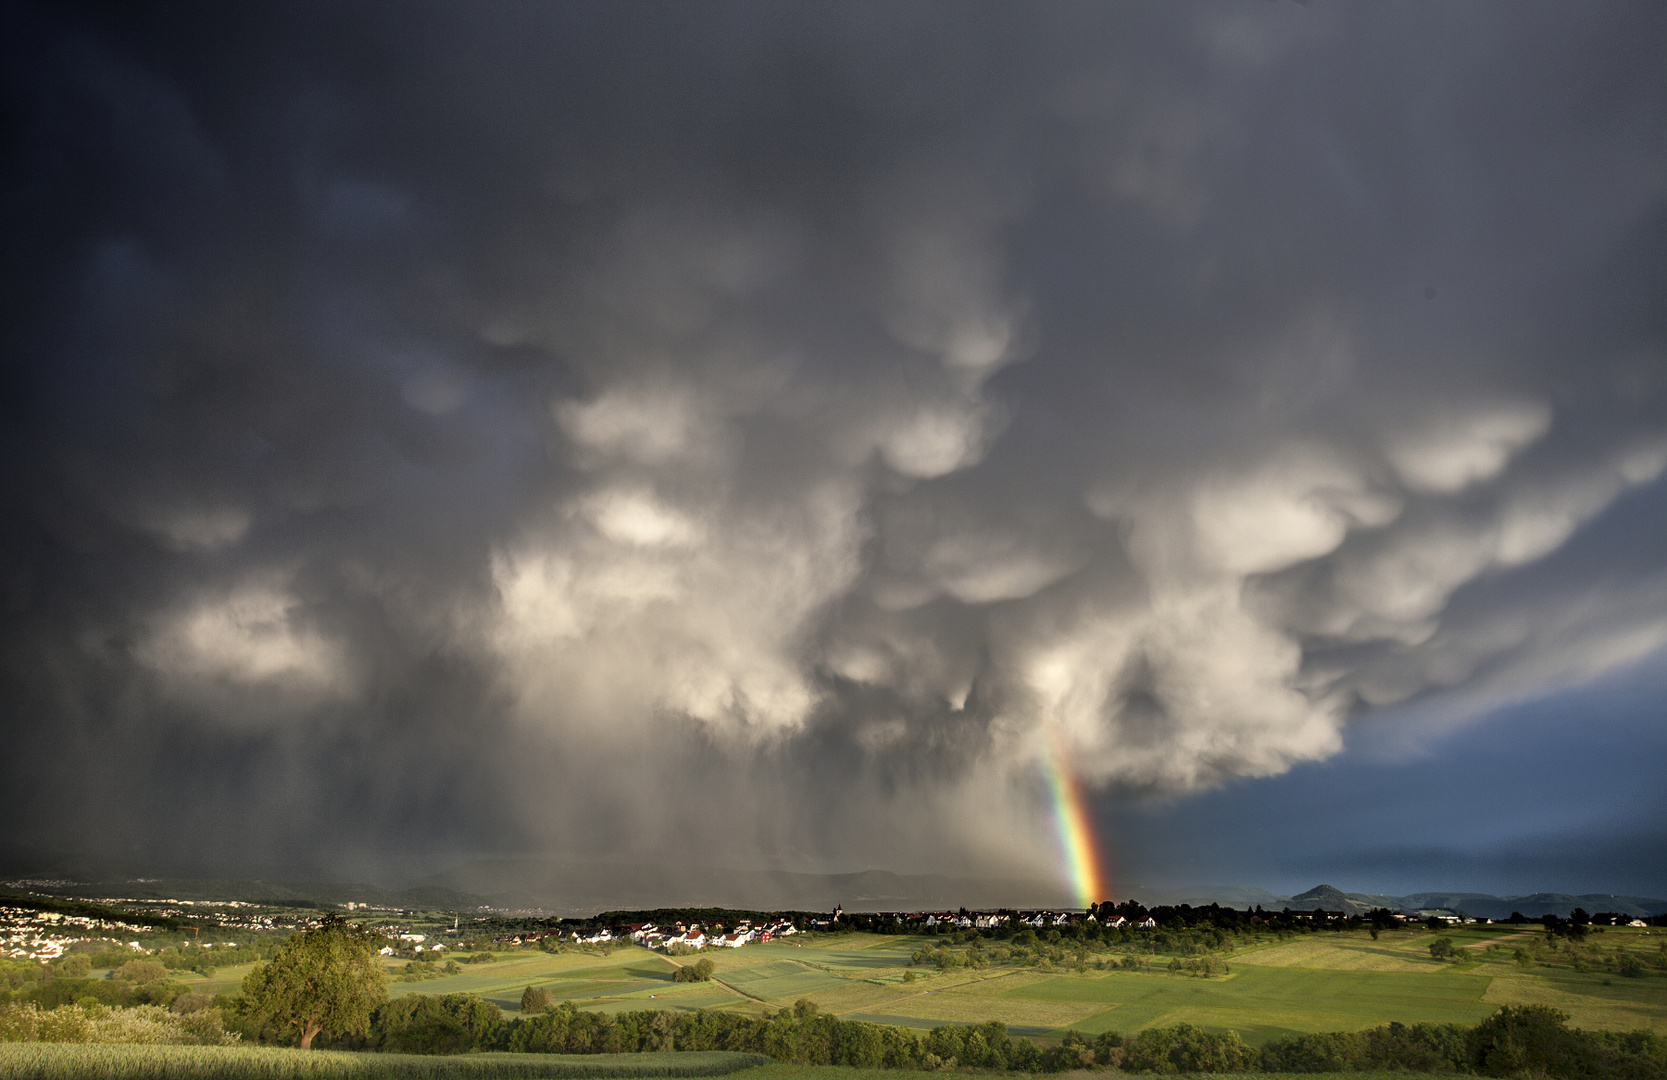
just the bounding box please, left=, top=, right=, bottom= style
left=5, top=889, right=1658, bottom=964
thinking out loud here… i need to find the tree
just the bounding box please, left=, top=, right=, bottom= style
left=374, top=993, right=505, bottom=1054
left=117, top=959, right=168, bottom=983
left=56, top=955, right=92, bottom=978
left=241, top=913, right=386, bottom=1049
left=673, top=957, right=715, bottom=982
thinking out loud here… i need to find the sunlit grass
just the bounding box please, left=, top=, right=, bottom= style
left=0, top=1044, right=768, bottom=1080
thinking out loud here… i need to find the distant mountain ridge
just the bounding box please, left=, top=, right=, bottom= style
left=416, top=860, right=1083, bottom=914
left=6, top=862, right=1665, bottom=920
left=1133, top=883, right=1667, bottom=920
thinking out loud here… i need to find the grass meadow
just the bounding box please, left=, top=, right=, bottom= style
left=0, top=1045, right=768, bottom=1080
left=439, top=928, right=1665, bottom=1048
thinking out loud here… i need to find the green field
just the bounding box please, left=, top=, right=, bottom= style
left=151, top=925, right=1665, bottom=1050
left=0, top=1044, right=768, bottom=1080
left=437, top=928, right=1667, bottom=1048
left=385, top=953, right=717, bottom=1014
left=1008, top=966, right=1497, bottom=1044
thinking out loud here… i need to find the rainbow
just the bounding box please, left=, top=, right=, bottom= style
left=1041, top=730, right=1109, bottom=910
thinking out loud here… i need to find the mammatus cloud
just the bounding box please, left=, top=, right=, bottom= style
left=1, top=1, right=1662, bottom=883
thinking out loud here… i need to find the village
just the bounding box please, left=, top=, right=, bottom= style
left=8, top=889, right=1651, bottom=967
left=0, top=904, right=157, bottom=962
left=0, top=900, right=1456, bottom=964
left=436, top=907, right=1229, bottom=957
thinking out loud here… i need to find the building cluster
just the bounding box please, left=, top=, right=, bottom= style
left=376, top=931, right=453, bottom=956
left=432, top=919, right=807, bottom=952
left=79, top=898, right=308, bottom=933
left=627, top=918, right=801, bottom=950
left=871, top=910, right=1159, bottom=931
left=0, top=905, right=154, bottom=961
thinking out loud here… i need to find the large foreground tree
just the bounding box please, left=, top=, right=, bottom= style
left=242, top=913, right=386, bottom=1049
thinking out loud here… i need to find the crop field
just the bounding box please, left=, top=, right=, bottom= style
left=1228, top=926, right=1545, bottom=973
left=444, top=928, right=1667, bottom=1049
left=718, top=961, right=853, bottom=1001
left=1010, top=966, right=1497, bottom=1044
left=588, top=987, right=748, bottom=1014
left=1483, top=968, right=1667, bottom=1032
left=0, top=1044, right=768, bottom=1080
left=1231, top=935, right=1446, bottom=972
left=171, top=961, right=260, bottom=996
left=386, top=953, right=692, bottom=1013
left=160, top=926, right=1660, bottom=1051
left=415, top=938, right=932, bottom=1017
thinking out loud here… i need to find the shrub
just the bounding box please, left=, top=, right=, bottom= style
left=521, top=987, right=557, bottom=1014
left=1121, top=1022, right=1254, bottom=1073
left=671, top=960, right=714, bottom=983
left=0, top=1002, right=237, bottom=1045
left=372, top=994, right=504, bottom=1055
left=1260, top=1020, right=1469, bottom=1073
left=170, top=993, right=213, bottom=1015
left=116, top=961, right=169, bottom=984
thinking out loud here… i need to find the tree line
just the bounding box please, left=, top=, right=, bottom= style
left=297, top=997, right=1666, bottom=1079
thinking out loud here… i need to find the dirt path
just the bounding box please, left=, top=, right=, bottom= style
left=1466, top=930, right=1537, bottom=949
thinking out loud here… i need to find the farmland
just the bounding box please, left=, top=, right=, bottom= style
left=9, top=902, right=1661, bottom=1060
left=382, top=925, right=1667, bottom=1047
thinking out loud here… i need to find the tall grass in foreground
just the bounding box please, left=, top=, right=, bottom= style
left=732, top=1071, right=1461, bottom=1080
left=0, top=1002, right=235, bottom=1045
left=0, top=1044, right=771, bottom=1080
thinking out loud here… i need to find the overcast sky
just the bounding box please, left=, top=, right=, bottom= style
left=3, top=1, right=1664, bottom=899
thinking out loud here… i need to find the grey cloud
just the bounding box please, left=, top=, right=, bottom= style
left=1, top=1, right=1662, bottom=884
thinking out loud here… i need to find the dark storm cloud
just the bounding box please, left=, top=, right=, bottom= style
left=2, top=1, right=1663, bottom=885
